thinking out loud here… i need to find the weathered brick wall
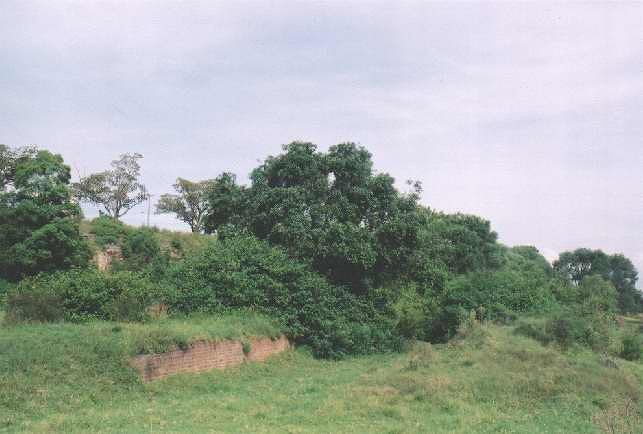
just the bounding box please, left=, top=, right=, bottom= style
left=93, top=244, right=123, bottom=271
left=130, top=336, right=290, bottom=382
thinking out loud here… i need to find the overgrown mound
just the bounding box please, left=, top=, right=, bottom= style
left=2, top=143, right=641, bottom=361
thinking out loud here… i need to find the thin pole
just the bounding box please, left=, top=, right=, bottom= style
left=147, top=194, right=152, bottom=227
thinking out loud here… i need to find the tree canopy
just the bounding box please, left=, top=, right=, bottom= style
left=0, top=146, right=89, bottom=280
left=0, top=144, right=38, bottom=189
left=156, top=178, right=214, bottom=233
left=74, top=153, right=148, bottom=219
left=204, top=142, right=428, bottom=293
left=554, top=248, right=641, bottom=313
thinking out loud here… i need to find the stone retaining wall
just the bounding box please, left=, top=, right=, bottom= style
left=130, top=336, right=290, bottom=382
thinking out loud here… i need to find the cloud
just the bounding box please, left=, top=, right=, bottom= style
left=1, top=1, right=642, bottom=284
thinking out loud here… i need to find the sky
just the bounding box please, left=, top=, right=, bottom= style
left=1, top=1, right=642, bottom=281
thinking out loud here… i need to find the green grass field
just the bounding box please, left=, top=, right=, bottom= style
left=1, top=315, right=641, bottom=433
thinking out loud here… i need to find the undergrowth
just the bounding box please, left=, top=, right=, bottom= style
left=1, top=321, right=641, bottom=433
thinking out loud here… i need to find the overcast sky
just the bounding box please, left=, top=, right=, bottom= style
left=1, top=1, right=642, bottom=280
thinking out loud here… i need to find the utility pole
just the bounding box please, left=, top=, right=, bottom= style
left=146, top=194, right=153, bottom=227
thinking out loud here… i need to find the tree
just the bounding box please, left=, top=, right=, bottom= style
left=608, top=254, right=641, bottom=313
left=74, top=153, right=148, bottom=219
left=0, top=144, right=37, bottom=189
left=554, top=248, right=641, bottom=313
left=204, top=141, right=427, bottom=294
left=0, top=146, right=90, bottom=280
left=418, top=210, right=502, bottom=276
left=156, top=178, right=214, bottom=233
left=553, top=248, right=609, bottom=285
left=202, top=172, right=246, bottom=233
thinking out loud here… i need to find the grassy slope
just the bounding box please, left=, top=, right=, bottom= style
left=79, top=219, right=211, bottom=257
left=1, top=321, right=641, bottom=433
left=0, top=311, right=282, bottom=431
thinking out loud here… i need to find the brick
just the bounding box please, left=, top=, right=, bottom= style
left=130, top=335, right=291, bottom=382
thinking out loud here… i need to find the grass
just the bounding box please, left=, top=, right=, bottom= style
left=1, top=320, right=641, bottom=433
left=80, top=218, right=211, bottom=258
left=0, top=310, right=283, bottom=431
left=155, top=227, right=211, bottom=256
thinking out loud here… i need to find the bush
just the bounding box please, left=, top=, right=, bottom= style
left=545, top=317, right=583, bottom=350
left=423, top=248, right=559, bottom=342
left=575, top=275, right=618, bottom=317
left=6, top=268, right=167, bottom=323
left=547, top=313, right=615, bottom=352
left=620, top=334, right=641, bottom=361
left=515, top=309, right=616, bottom=353
left=486, top=303, right=518, bottom=325
left=445, top=268, right=555, bottom=318
left=511, top=276, right=620, bottom=353
left=5, top=218, right=91, bottom=279
left=120, top=227, right=163, bottom=269
left=89, top=216, right=128, bottom=247
left=4, top=291, right=64, bottom=323
left=514, top=320, right=551, bottom=344
left=164, top=232, right=400, bottom=358
left=392, top=284, right=427, bottom=339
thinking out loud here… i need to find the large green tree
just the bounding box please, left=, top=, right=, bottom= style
left=202, top=172, right=246, bottom=233
left=204, top=142, right=426, bottom=293
left=553, top=248, right=641, bottom=313
left=0, top=146, right=90, bottom=280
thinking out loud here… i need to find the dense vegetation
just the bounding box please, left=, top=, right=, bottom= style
left=1, top=142, right=642, bottom=432
left=0, top=145, right=90, bottom=281
left=1, top=142, right=641, bottom=360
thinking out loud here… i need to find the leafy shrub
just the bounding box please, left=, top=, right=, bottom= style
left=89, top=215, right=128, bottom=247
left=620, top=334, right=641, bottom=361
left=6, top=268, right=167, bottom=322
left=418, top=211, right=502, bottom=276
left=4, top=218, right=91, bottom=280
left=120, top=227, right=162, bottom=269
left=392, top=284, right=427, bottom=339
left=241, top=340, right=252, bottom=355
left=4, top=290, right=64, bottom=323
left=575, top=275, right=618, bottom=317
left=445, top=267, right=555, bottom=318
left=165, top=232, right=400, bottom=358
left=422, top=246, right=560, bottom=341
left=486, top=303, right=518, bottom=325
left=516, top=309, right=616, bottom=353
left=545, top=317, right=584, bottom=350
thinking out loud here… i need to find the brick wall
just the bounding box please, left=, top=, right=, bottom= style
left=93, top=244, right=123, bottom=271
left=130, top=336, right=291, bottom=382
